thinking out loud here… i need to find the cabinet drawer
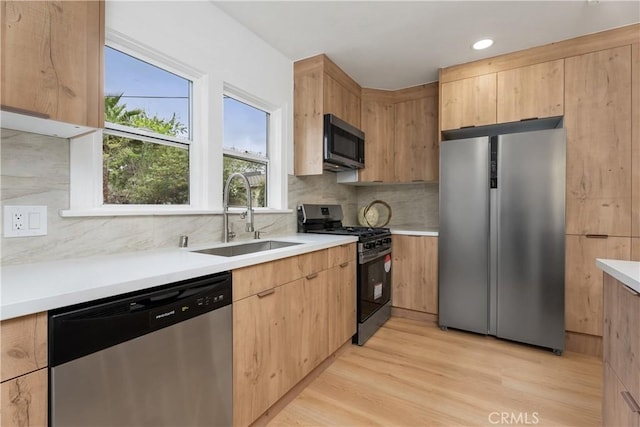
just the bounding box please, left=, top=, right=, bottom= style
left=233, top=250, right=328, bottom=301
left=604, top=363, right=640, bottom=427
left=1, top=313, right=47, bottom=382
left=328, top=243, right=356, bottom=267
left=1, top=368, right=48, bottom=427
left=604, top=274, right=640, bottom=403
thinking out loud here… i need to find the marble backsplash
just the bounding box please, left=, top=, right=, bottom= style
left=356, top=183, right=439, bottom=229
left=1, top=129, right=437, bottom=265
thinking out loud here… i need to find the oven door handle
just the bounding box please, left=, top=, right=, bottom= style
left=359, top=247, right=392, bottom=265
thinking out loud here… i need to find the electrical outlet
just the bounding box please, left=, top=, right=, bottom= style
left=13, top=212, right=24, bottom=230
left=4, top=205, right=47, bottom=237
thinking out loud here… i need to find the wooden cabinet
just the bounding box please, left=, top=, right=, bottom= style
left=233, top=245, right=356, bottom=426
left=565, top=235, right=630, bottom=337
left=294, top=54, right=361, bottom=176
left=232, top=249, right=327, bottom=301
left=324, top=74, right=361, bottom=128
left=441, top=60, right=564, bottom=132
left=1, top=368, right=48, bottom=427
left=357, top=84, right=438, bottom=183
left=633, top=238, right=640, bottom=261
left=394, top=87, right=439, bottom=182
left=603, top=363, right=640, bottom=427
left=327, top=244, right=357, bottom=351
left=233, top=281, right=289, bottom=427
left=1, top=0, right=104, bottom=128
left=603, top=274, right=640, bottom=426
left=0, top=313, right=48, bottom=427
left=497, top=59, right=564, bottom=123
left=440, top=74, right=497, bottom=131
left=392, top=235, right=438, bottom=315
left=1, top=313, right=47, bottom=382
left=632, top=43, right=640, bottom=238
left=565, top=46, right=632, bottom=237
left=359, top=89, right=395, bottom=183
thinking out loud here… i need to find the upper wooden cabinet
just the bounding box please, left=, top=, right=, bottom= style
left=440, top=74, right=497, bottom=131
left=357, top=84, right=438, bottom=183
left=1, top=1, right=104, bottom=128
left=294, top=54, right=361, bottom=176
left=441, top=60, right=564, bottom=131
left=359, top=89, right=395, bottom=183
left=565, top=46, right=632, bottom=236
left=496, top=59, right=564, bottom=123
left=394, top=86, right=438, bottom=182
left=632, top=43, right=640, bottom=238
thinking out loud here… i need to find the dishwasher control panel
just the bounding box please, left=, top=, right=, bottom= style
left=150, top=286, right=231, bottom=329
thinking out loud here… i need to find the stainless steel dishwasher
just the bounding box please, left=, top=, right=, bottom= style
left=49, top=271, right=232, bottom=427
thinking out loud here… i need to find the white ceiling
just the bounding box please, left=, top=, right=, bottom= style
left=213, top=0, right=640, bottom=90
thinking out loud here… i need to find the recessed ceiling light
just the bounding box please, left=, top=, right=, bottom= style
left=472, top=39, right=494, bottom=50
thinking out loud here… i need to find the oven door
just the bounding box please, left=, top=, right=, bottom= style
left=358, top=248, right=392, bottom=323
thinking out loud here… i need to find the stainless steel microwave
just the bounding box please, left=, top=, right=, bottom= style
left=323, top=114, right=365, bottom=171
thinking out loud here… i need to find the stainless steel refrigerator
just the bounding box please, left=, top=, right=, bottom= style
left=438, top=128, right=566, bottom=354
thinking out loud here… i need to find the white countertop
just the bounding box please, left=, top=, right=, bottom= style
left=391, top=229, right=439, bottom=237
left=596, top=259, right=640, bottom=294
left=0, top=234, right=357, bottom=321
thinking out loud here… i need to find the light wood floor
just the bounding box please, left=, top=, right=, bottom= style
left=267, top=317, right=602, bottom=426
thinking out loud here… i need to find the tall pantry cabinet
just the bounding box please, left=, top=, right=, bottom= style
left=438, top=24, right=640, bottom=356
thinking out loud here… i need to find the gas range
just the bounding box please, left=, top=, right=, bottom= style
left=297, top=205, right=391, bottom=242
left=298, top=203, right=393, bottom=346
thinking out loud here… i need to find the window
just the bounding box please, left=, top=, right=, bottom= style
left=66, top=32, right=289, bottom=217
left=103, top=46, right=192, bottom=205
left=223, top=96, right=269, bottom=208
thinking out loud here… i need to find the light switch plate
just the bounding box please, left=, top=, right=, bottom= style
left=3, top=205, right=47, bottom=237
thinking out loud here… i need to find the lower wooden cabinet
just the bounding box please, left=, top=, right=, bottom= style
left=328, top=261, right=357, bottom=351
left=0, top=368, right=48, bottom=427
left=392, top=235, right=438, bottom=314
left=0, top=312, right=48, bottom=427
left=232, top=247, right=356, bottom=426
left=604, top=364, right=640, bottom=427
left=603, top=273, right=640, bottom=426
left=565, top=235, right=630, bottom=337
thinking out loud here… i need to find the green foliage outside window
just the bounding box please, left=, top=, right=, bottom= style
left=103, top=94, right=189, bottom=205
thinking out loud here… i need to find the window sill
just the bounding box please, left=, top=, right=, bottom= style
left=59, top=207, right=293, bottom=218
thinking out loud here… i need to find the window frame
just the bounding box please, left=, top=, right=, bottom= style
left=64, top=31, right=290, bottom=217
left=222, top=93, right=271, bottom=209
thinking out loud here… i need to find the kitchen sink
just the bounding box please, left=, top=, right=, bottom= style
left=192, top=240, right=302, bottom=257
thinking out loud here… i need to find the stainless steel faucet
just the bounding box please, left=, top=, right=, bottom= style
left=223, top=172, right=254, bottom=243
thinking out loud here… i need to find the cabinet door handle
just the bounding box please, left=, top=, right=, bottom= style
left=306, top=272, right=319, bottom=280
left=621, top=391, right=640, bottom=413
left=520, top=117, right=539, bottom=122
left=585, top=234, right=609, bottom=239
left=257, top=288, right=275, bottom=298
left=339, top=262, right=349, bottom=268
left=622, top=285, right=639, bottom=296
left=1, top=104, right=50, bottom=119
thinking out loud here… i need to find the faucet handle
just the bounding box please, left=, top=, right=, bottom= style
left=254, top=230, right=266, bottom=239
left=239, top=211, right=247, bottom=219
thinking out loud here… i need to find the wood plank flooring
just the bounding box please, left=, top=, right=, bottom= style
left=267, top=317, right=602, bottom=426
